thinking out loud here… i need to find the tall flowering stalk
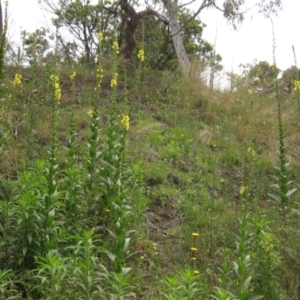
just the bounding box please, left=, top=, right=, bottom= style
left=268, top=23, right=296, bottom=228
left=190, top=232, right=200, bottom=275
left=84, top=33, right=103, bottom=224
left=242, top=90, right=258, bottom=210
left=65, top=71, right=81, bottom=232
left=292, top=46, right=300, bottom=132
left=38, top=73, right=61, bottom=254
left=98, top=39, right=135, bottom=273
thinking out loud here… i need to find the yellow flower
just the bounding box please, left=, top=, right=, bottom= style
left=105, top=209, right=110, bottom=212
left=97, top=32, right=104, bottom=40
left=220, top=178, right=225, bottom=183
left=110, top=72, right=118, bottom=88
left=138, top=49, right=145, bottom=62
left=50, top=74, right=61, bottom=104
left=96, top=65, right=104, bottom=88
left=239, top=186, right=246, bottom=195
left=87, top=109, right=93, bottom=117
left=247, top=147, right=256, bottom=157
left=293, top=80, right=300, bottom=91
left=191, top=257, right=197, bottom=261
left=194, top=270, right=200, bottom=275
left=70, top=71, right=76, bottom=80
left=248, top=89, right=253, bottom=95
left=12, top=73, right=22, bottom=86
left=112, top=41, right=119, bottom=54
left=121, top=114, right=130, bottom=131
left=192, top=232, right=199, bottom=237
left=191, top=247, right=198, bottom=251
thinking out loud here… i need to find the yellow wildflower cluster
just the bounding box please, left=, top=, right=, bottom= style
left=70, top=71, right=76, bottom=80
left=13, top=73, right=22, bottom=86
left=293, top=80, right=300, bottom=91
left=96, top=66, right=104, bottom=87
left=97, top=32, right=104, bottom=40
left=121, top=114, right=130, bottom=131
left=50, top=74, right=62, bottom=104
left=138, top=49, right=145, bottom=62
left=112, top=41, right=119, bottom=54
left=248, top=89, right=253, bottom=95
left=247, top=147, right=256, bottom=157
left=240, top=185, right=246, bottom=195
left=87, top=109, right=93, bottom=117
left=110, top=72, right=118, bottom=88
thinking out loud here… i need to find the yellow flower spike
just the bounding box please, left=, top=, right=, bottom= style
left=87, top=109, right=93, bottom=117
left=97, top=32, right=104, bottom=40
left=138, top=49, right=145, bottom=62
left=247, top=147, right=256, bottom=157
left=191, top=247, right=198, bottom=251
left=239, top=185, right=246, bottom=195
left=70, top=71, right=76, bottom=80
left=12, top=73, right=22, bottom=86
left=192, top=233, right=199, bottom=237
left=293, top=80, right=300, bottom=91
left=112, top=41, right=119, bottom=54
left=110, top=72, right=118, bottom=88
left=96, top=65, right=104, bottom=88
left=121, top=114, right=130, bottom=131
left=50, top=74, right=61, bottom=104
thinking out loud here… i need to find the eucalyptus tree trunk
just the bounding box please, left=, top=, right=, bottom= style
left=162, top=0, right=191, bottom=77
left=0, top=1, right=3, bottom=37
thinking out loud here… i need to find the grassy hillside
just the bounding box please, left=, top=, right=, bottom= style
left=1, top=53, right=300, bottom=299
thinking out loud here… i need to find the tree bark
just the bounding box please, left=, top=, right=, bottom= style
left=119, top=0, right=168, bottom=74
left=0, top=1, right=3, bottom=37
left=162, top=0, right=191, bottom=76
left=119, top=0, right=140, bottom=60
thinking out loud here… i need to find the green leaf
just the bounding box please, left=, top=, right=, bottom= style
left=286, top=188, right=297, bottom=198
left=242, top=275, right=252, bottom=289
left=268, top=193, right=281, bottom=203
left=48, top=208, right=55, bottom=217
left=27, top=234, right=32, bottom=245
left=121, top=267, right=131, bottom=275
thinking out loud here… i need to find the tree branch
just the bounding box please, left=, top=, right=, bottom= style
left=170, top=0, right=213, bottom=36
left=139, top=9, right=169, bottom=24
left=179, top=0, right=197, bottom=9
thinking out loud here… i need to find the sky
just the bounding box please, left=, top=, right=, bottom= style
left=6, top=0, right=300, bottom=78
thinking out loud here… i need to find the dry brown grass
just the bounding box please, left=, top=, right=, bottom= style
left=130, top=122, right=165, bottom=140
